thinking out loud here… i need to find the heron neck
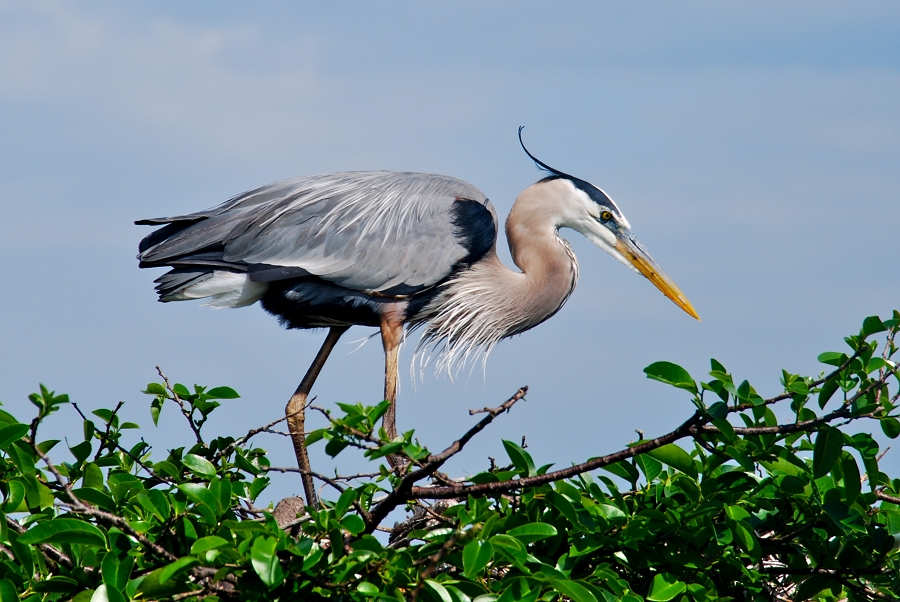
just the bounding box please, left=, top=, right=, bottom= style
left=416, top=183, right=579, bottom=373
left=500, top=190, right=579, bottom=334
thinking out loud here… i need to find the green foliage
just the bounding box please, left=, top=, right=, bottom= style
left=0, top=313, right=899, bottom=600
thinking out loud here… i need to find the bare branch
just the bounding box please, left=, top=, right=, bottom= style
left=365, top=387, right=527, bottom=530
left=410, top=406, right=700, bottom=500
left=875, top=490, right=900, bottom=505
left=5, top=514, right=73, bottom=571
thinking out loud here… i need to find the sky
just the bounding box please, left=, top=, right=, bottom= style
left=1, top=1, right=899, bottom=504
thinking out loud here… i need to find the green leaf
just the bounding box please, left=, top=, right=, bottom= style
left=143, top=383, right=166, bottom=396
left=646, top=444, right=697, bottom=479
left=82, top=462, right=104, bottom=489
left=489, top=534, right=527, bottom=565
left=102, top=553, right=134, bottom=592
left=2, top=479, right=25, bottom=512
left=712, top=419, right=735, bottom=442
left=190, top=535, right=229, bottom=554
left=502, top=440, right=536, bottom=477
left=636, top=453, right=663, bottom=482
left=135, top=567, right=192, bottom=598
left=646, top=573, right=686, bottom=602
left=861, top=315, right=887, bottom=336
left=463, top=540, right=493, bottom=578
left=206, top=386, right=240, bottom=399
left=818, top=378, right=840, bottom=409
left=552, top=579, right=598, bottom=602
left=150, top=399, right=162, bottom=426
left=182, top=454, right=216, bottom=478
left=32, top=576, right=79, bottom=594
left=794, top=575, right=839, bottom=601
left=733, top=521, right=761, bottom=561
left=304, top=429, right=325, bottom=446
left=69, top=440, right=93, bottom=463
left=0, top=423, right=29, bottom=450
left=708, top=401, right=728, bottom=419
left=0, top=579, right=18, bottom=602
left=90, top=584, right=126, bottom=602
left=335, top=487, right=357, bottom=516
left=881, top=418, right=900, bottom=440
left=424, top=580, right=454, bottom=602
left=817, top=351, right=846, bottom=367
left=595, top=504, right=626, bottom=521
left=341, top=514, right=366, bottom=535
left=251, top=536, right=285, bottom=588
left=841, top=452, right=861, bottom=505
left=159, top=557, right=199, bottom=584
left=601, top=461, right=640, bottom=484
left=357, top=581, right=380, bottom=596
left=18, top=518, right=107, bottom=547
left=325, top=438, right=349, bottom=457
left=643, top=361, right=697, bottom=393
left=813, top=427, right=843, bottom=479
left=136, top=489, right=171, bottom=522
left=507, top=522, right=557, bottom=543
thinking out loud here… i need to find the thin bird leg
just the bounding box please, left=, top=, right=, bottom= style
left=286, top=326, right=348, bottom=509
left=380, top=317, right=404, bottom=446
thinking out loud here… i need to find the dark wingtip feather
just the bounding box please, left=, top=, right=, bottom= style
left=153, top=268, right=213, bottom=301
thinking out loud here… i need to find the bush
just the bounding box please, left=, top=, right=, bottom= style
left=1, top=313, right=899, bottom=601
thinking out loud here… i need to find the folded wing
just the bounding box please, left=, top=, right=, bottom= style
left=137, top=171, right=497, bottom=301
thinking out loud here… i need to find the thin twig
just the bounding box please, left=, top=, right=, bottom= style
left=759, top=566, right=888, bottom=576
left=156, top=366, right=203, bottom=444
left=410, top=532, right=459, bottom=601
left=735, top=346, right=867, bottom=412
left=93, top=400, right=124, bottom=461
left=213, top=410, right=300, bottom=462
left=308, top=405, right=384, bottom=447
left=365, top=387, right=527, bottom=531
left=262, top=466, right=372, bottom=521
left=71, top=402, right=173, bottom=484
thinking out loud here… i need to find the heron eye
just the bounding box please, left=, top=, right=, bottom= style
left=600, top=210, right=613, bottom=221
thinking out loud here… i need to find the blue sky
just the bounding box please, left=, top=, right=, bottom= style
left=1, top=2, right=899, bottom=502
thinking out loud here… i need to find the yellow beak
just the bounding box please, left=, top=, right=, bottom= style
left=615, top=233, right=700, bottom=320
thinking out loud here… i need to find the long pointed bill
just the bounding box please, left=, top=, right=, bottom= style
left=615, top=232, right=700, bottom=320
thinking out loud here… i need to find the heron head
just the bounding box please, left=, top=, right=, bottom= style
left=518, top=127, right=700, bottom=320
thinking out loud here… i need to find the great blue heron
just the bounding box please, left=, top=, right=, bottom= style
left=137, top=129, right=698, bottom=503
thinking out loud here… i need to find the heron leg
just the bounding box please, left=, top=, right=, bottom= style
left=380, top=318, right=404, bottom=448
left=286, top=326, right=348, bottom=509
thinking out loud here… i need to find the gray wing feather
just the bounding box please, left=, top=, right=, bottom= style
left=138, top=171, right=497, bottom=294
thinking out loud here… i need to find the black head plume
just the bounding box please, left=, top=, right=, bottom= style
left=517, top=126, right=577, bottom=181
left=517, top=126, right=623, bottom=216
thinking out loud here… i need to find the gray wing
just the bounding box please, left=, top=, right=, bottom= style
left=137, top=171, right=498, bottom=295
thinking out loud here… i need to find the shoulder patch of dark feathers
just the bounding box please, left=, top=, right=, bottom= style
left=449, top=199, right=496, bottom=266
